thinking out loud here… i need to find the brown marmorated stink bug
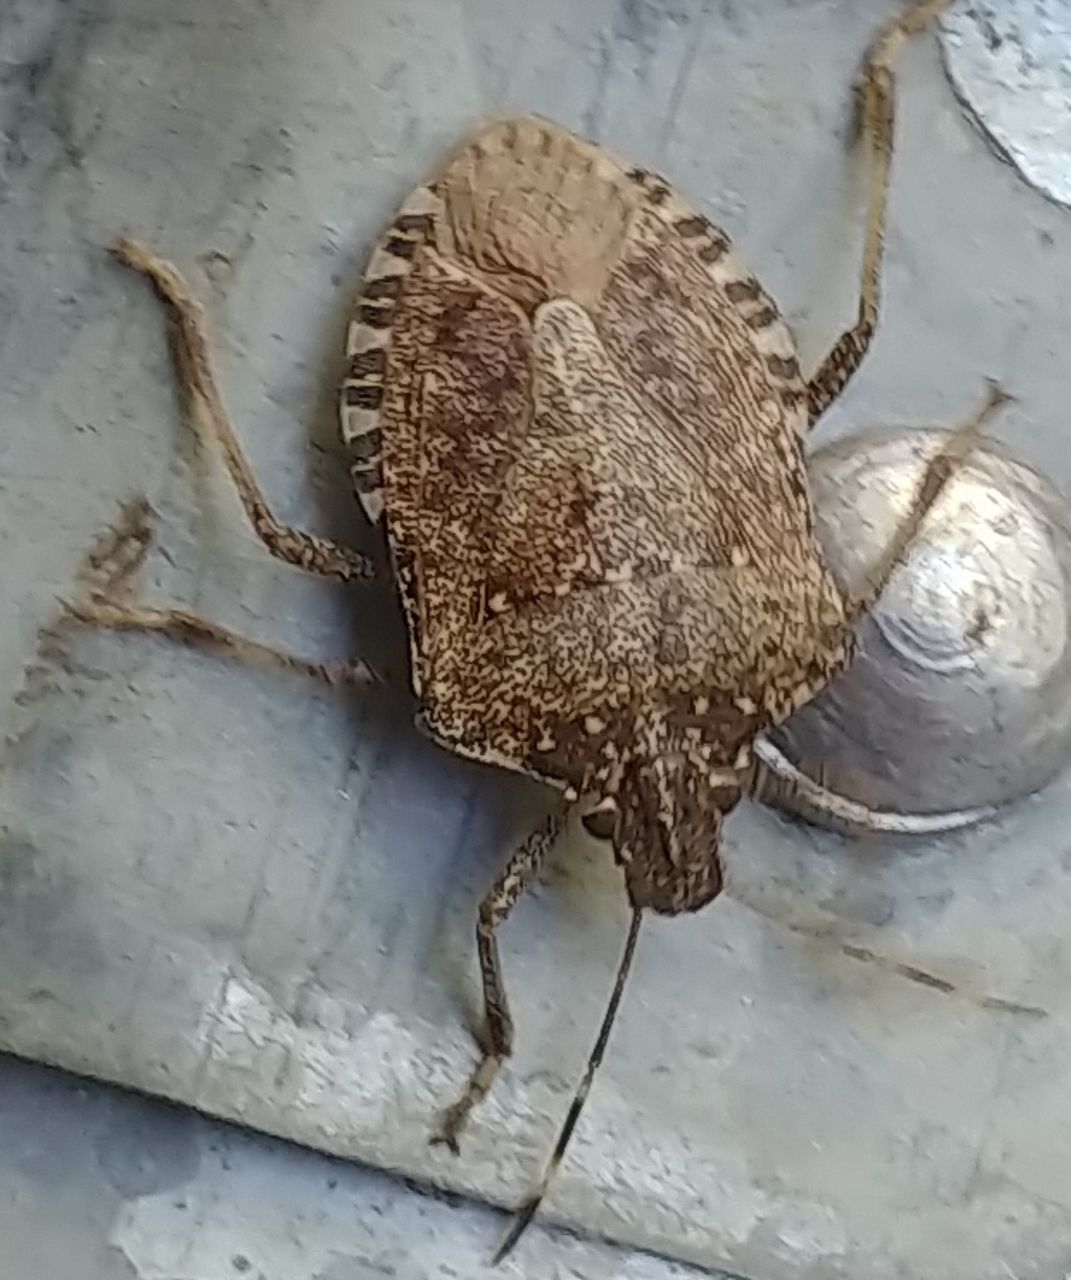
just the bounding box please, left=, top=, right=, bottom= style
left=65, top=0, right=1009, bottom=1260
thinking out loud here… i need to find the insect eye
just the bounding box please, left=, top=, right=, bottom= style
left=581, top=805, right=618, bottom=841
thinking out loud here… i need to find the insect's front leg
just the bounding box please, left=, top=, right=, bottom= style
left=64, top=597, right=377, bottom=690
left=112, top=238, right=374, bottom=583
left=806, top=0, right=953, bottom=425
left=432, top=808, right=566, bottom=1154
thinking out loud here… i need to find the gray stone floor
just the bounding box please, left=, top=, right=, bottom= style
left=0, top=1052, right=715, bottom=1280
left=4, top=2, right=1071, bottom=1278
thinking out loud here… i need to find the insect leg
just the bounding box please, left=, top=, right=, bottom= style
left=57, top=497, right=376, bottom=691
left=112, top=237, right=374, bottom=583
left=432, top=809, right=566, bottom=1154
left=805, top=0, right=953, bottom=426
left=62, top=597, right=377, bottom=690
left=845, top=379, right=1010, bottom=622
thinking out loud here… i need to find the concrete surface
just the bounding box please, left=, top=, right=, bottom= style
left=942, top=0, right=1071, bottom=210
left=0, top=1051, right=716, bottom=1280
left=3, top=1, right=1071, bottom=1278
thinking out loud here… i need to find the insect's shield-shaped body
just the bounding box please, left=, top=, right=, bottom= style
left=341, top=116, right=854, bottom=914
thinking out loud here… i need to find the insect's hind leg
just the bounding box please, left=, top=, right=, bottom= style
left=806, top=0, right=953, bottom=426
left=64, top=598, right=377, bottom=690
left=112, top=238, right=373, bottom=583
left=432, top=810, right=566, bottom=1154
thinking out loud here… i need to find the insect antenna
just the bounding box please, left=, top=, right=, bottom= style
left=492, top=907, right=644, bottom=1265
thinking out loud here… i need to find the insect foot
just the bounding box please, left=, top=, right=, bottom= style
left=58, top=497, right=378, bottom=692
left=76, top=495, right=156, bottom=603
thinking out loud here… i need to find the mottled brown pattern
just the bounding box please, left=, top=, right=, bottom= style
left=339, top=186, right=441, bottom=523
left=48, top=0, right=966, bottom=1260
left=364, top=118, right=848, bottom=870
left=334, top=0, right=957, bottom=1252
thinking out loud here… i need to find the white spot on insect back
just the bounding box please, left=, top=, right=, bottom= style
left=605, top=561, right=634, bottom=583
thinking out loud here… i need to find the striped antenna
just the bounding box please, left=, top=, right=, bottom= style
left=493, top=907, right=644, bottom=1265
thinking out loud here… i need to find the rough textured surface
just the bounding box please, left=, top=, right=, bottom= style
left=0, top=1053, right=717, bottom=1280
left=4, top=1, right=1071, bottom=1278
left=941, top=0, right=1071, bottom=210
